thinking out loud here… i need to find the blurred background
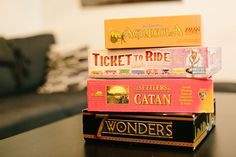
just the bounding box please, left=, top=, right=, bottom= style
left=0, top=0, right=235, bottom=139
left=1, top=0, right=235, bottom=82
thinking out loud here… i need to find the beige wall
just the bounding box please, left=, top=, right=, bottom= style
left=0, top=0, right=43, bottom=37
left=1, top=0, right=235, bottom=82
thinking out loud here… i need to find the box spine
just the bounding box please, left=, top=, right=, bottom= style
left=104, top=15, right=201, bottom=49
left=87, top=78, right=214, bottom=113
left=89, top=47, right=221, bottom=78
left=83, top=111, right=201, bottom=149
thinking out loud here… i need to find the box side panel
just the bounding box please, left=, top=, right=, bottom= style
left=208, top=47, right=222, bottom=76
left=193, top=112, right=215, bottom=150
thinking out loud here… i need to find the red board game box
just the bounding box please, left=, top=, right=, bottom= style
left=87, top=78, right=214, bottom=113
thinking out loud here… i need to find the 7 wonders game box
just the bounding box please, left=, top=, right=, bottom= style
left=83, top=109, right=215, bottom=150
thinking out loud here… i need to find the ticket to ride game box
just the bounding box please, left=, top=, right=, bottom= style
left=88, top=47, right=221, bottom=78
left=83, top=109, right=215, bottom=150
left=104, top=15, right=201, bottom=49
left=87, top=78, right=214, bottom=113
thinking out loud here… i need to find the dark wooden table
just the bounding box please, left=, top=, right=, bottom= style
left=0, top=92, right=235, bottom=157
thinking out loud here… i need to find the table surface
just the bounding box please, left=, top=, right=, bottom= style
left=0, top=92, right=235, bottom=157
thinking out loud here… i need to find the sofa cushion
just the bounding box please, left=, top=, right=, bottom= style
left=0, top=89, right=87, bottom=139
left=0, top=38, right=16, bottom=95
left=7, top=34, right=55, bottom=91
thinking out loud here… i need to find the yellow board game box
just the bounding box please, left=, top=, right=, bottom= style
left=104, top=15, right=202, bottom=49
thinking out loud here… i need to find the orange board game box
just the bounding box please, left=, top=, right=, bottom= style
left=104, top=15, right=202, bottom=49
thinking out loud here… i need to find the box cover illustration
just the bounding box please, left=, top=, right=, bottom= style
left=104, top=15, right=201, bottom=49
left=87, top=78, right=214, bottom=113
left=83, top=109, right=215, bottom=150
left=89, top=47, right=221, bottom=78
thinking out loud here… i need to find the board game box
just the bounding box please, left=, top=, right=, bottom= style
left=89, top=47, right=221, bottom=78
left=87, top=78, right=214, bottom=113
left=104, top=15, right=201, bottom=49
left=83, top=109, right=215, bottom=150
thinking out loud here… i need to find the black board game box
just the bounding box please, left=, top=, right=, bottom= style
left=83, top=109, right=215, bottom=150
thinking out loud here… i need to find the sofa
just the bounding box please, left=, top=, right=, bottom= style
left=0, top=34, right=87, bottom=139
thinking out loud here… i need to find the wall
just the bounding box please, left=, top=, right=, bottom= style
left=0, top=0, right=43, bottom=38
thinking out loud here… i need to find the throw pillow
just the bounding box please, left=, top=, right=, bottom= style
left=7, top=34, right=55, bottom=91
left=38, top=44, right=88, bottom=93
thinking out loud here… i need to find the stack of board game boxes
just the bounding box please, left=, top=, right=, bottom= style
left=83, top=15, right=221, bottom=150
